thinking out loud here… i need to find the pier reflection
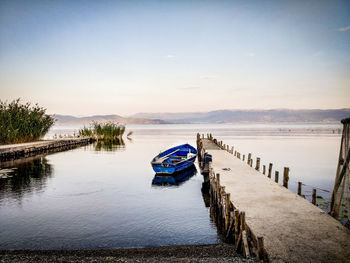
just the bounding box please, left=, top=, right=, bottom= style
left=152, top=165, right=197, bottom=186
left=93, top=139, right=125, bottom=152
left=0, top=156, right=53, bottom=202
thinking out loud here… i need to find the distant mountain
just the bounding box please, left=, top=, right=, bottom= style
left=131, top=109, right=350, bottom=123
left=54, top=114, right=168, bottom=126
left=54, top=109, right=350, bottom=126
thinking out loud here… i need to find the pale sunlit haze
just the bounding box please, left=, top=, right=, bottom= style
left=0, top=0, right=349, bottom=116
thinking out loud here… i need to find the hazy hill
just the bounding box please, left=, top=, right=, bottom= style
left=54, top=109, right=350, bottom=126
left=131, top=109, right=350, bottom=123
left=54, top=114, right=168, bottom=126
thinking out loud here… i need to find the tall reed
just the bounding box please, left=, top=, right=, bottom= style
left=79, top=121, right=125, bottom=140
left=0, top=99, right=55, bottom=144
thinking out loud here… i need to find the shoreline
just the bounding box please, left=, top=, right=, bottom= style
left=0, top=244, right=259, bottom=262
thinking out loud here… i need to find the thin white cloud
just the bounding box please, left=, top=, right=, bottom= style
left=165, top=54, right=176, bottom=59
left=337, top=25, right=350, bottom=32
left=178, top=86, right=201, bottom=90
left=200, top=75, right=218, bottom=79
left=247, top=52, right=255, bottom=57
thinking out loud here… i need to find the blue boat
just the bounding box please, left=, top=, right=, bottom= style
left=151, top=144, right=197, bottom=174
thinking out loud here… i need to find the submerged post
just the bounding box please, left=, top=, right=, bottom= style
left=312, top=189, right=317, bottom=205
left=275, top=171, right=279, bottom=183
left=283, top=167, right=290, bottom=188
left=255, top=157, right=260, bottom=171
left=268, top=163, right=273, bottom=178
left=298, top=182, right=302, bottom=196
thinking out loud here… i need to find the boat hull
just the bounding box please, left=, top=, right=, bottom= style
left=152, top=156, right=196, bottom=174
left=151, top=144, right=197, bottom=174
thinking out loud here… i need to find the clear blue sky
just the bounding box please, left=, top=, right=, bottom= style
left=0, top=0, right=349, bottom=115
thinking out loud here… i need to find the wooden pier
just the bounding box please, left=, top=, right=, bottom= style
left=197, top=134, right=350, bottom=263
left=0, top=138, right=93, bottom=161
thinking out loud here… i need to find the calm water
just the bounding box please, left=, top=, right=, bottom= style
left=0, top=123, right=342, bottom=249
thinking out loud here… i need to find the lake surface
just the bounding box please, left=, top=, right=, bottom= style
left=0, top=123, right=342, bottom=249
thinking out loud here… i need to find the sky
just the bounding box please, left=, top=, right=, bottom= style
left=0, top=0, right=349, bottom=116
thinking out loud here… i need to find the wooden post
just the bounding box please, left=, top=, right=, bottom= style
left=247, top=153, right=251, bottom=164
left=255, top=157, right=260, bottom=171
left=226, top=211, right=235, bottom=239
left=257, top=236, right=265, bottom=260
left=231, top=146, right=234, bottom=154
left=234, top=151, right=237, bottom=156
left=216, top=173, right=220, bottom=187
left=275, top=171, right=279, bottom=183
left=238, top=152, right=241, bottom=159
left=242, top=154, right=245, bottom=161
left=283, top=167, right=290, bottom=188
left=234, top=210, right=240, bottom=243
left=225, top=193, right=231, bottom=231
left=263, top=165, right=266, bottom=175
left=249, top=159, right=253, bottom=167
left=298, top=182, right=302, bottom=196
left=268, top=163, right=273, bottom=178
left=312, top=189, right=316, bottom=205
left=240, top=211, right=246, bottom=231
left=202, top=134, right=204, bottom=139
left=242, top=230, right=250, bottom=258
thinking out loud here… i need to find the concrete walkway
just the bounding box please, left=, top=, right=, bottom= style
left=202, top=139, right=350, bottom=263
left=0, top=138, right=92, bottom=161
left=0, top=140, right=55, bottom=151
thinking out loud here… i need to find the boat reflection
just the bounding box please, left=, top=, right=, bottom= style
left=152, top=165, right=197, bottom=187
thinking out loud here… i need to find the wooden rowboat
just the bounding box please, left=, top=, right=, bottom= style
left=151, top=144, right=197, bottom=174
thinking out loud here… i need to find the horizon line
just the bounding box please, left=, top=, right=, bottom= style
left=51, top=108, right=350, bottom=118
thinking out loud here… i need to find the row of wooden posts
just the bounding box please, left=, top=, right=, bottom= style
left=201, top=133, right=318, bottom=205
left=208, top=163, right=268, bottom=261
left=197, top=133, right=267, bottom=260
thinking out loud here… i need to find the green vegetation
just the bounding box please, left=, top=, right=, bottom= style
left=0, top=99, right=55, bottom=144
left=79, top=121, right=125, bottom=140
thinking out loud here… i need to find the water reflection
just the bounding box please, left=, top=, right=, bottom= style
left=93, top=139, right=125, bottom=151
left=0, top=156, right=53, bottom=202
left=152, top=165, right=197, bottom=186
